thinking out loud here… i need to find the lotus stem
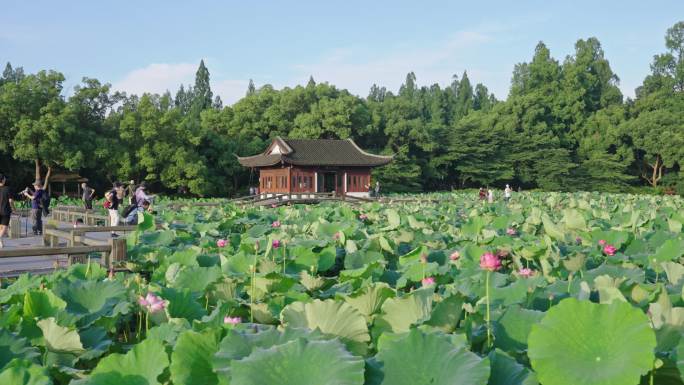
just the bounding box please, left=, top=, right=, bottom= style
left=485, top=270, right=492, bottom=349
left=145, top=311, right=149, bottom=335
left=567, top=273, right=573, bottom=293
left=250, top=262, right=256, bottom=323
left=137, top=311, right=142, bottom=340
left=282, top=242, right=287, bottom=274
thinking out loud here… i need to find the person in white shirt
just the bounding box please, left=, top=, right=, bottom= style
left=487, top=188, right=494, bottom=203
left=504, top=184, right=512, bottom=202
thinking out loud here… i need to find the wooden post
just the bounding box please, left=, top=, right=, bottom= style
left=9, top=216, right=21, bottom=239
left=106, top=238, right=127, bottom=267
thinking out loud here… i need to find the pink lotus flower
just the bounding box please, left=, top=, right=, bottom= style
left=272, top=239, right=281, bottom=248
left=224, top=316, right=241, bottom=325
left=359, top=214, right=368, bottom=221
left=603, top=244, right=617, bottom=256
left=449, top=251, right=460, bottom=261
left=217, top=239, right=228, bottom=248
left=480, top=252, right=501, bottom=271
left=575, top=237, right=582, bottom=245
left=421, top=277, right=435, bottom=286
left=518, top=268, right=534, bottom=278
left=271, top=220, right=281, bottom=228
left=271, top=204, right=277, bottom=208
left=506, top=228, right=517, bottom=236
left=138, top=292, right=166, bottom=313
left=598, top=239, right=606, bottom=246
left=333, top=232, right=340, bottom=240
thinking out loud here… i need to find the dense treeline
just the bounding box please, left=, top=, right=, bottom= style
left=1, top=22, right=683, bottom=196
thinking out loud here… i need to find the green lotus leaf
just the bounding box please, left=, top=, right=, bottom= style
left=140, top=230, right=176, bottom=246
left=424, top=294, right=464, bottom=333
left=52, top=280, right=128, bottom=327
left=488, top=349, right=538, bottom=385
left=0, top=358, right=51, bottom=385
left=528, top=298, right=656, bottom=385
left=78, top=327, right=113, bottom=361
left=281, top=299, right=369, bottom=354
left=375, top=287, right=433, bottom=333
left=170, top=329, right=221, bottom=385
left=135, top=211, right=155, bottom=232
left=213, top=326, right=329, bottom=383
left=23, top=290, right=66, bottom=320
left=168, top=266, right=222, bottom=293
left=541, top=214, right=565, bottom=241
left=653, top=239, right=684, bottom=263
left=385, top=209, right=401, bottom=230
left=342, top=283, right=395, bottom=322
left=162, top=287, right=207, bottom=321
left=73, top=338, right=168, bottom=385
left=561, top=209, right=586, bottom=231
left=367, top=329, right=490, bottom=385
left=230, top=338, right=364, bottom=385
left=0, top=275, right=41, bottom=305
left=0, top=331, right=40, bottom=371
left=36, top=318, right=84, bottom=354
left=494, top=305, right=544, bottom=353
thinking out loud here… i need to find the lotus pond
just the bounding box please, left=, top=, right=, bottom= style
left=2, top=192, right=684, bottom=385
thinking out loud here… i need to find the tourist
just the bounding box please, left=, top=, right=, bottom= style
left=0, top=174, right=15, bottom=248
left=22, top=180, right=45, bottom=235
left=487, top=188, right=494, bottom=203
left=134, top=182, right=155, bottom=210
left=374, top=181, right=381, bottom=197
left=81, top=182, right=95, bottom=210
left=504, top=184, right=512, bottom=202
left=478, top=187, right=486, bottom=200
left=105, top=182, right=123, bottom=235
left=125, top=200, right=151, bottom=225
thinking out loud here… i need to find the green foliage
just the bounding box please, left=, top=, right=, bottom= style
left=4, top=22, right=684, bottom=194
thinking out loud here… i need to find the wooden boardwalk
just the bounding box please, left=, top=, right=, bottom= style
left=0, top=214, right=129, bottom=277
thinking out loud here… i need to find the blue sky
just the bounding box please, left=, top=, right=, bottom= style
left=2, top=1, right=682, bottom=104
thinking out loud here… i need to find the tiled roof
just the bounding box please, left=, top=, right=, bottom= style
left=237, top=137, right=393, bottom=168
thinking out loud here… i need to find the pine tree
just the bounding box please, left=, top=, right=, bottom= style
left=213, top=95, right=223, bottom=109
left=454, top=71, right=473, bottom=119
left=192, top=60, right=213, bottom=110
left=246, top=79, right=256, bottom=96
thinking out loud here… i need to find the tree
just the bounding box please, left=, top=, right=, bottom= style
left=628, top=21, right=684, bottom=187
left=192, top=60, right=212, bottom=111
left=0, top=70, right=87, bottom=184
left=453, top=71, right=473, bottom=120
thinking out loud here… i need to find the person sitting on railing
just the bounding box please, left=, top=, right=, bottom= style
left=124, top=200, right=151, bottom=225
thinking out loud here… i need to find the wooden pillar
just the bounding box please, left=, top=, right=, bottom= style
left=9, top=216, right=21, bottom=239
left=106, top=238, right=127, bottom=267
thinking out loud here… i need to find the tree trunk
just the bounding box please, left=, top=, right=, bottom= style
left=642, top=155, right=664, bottom=187
left=34, top=159, right=41, bottom=182
left=44, top=166, right=52, bottom=187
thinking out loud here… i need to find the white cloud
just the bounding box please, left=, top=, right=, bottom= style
left=213, top=79, right=251, bottom=105
left=289, top=29, right=505, bottom=98
left=113, top=61, right=252, bottom=105
left=113, top=62, right=197, bottom=97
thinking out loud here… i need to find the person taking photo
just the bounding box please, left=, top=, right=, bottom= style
left=22, top=180, right=45, bottom=235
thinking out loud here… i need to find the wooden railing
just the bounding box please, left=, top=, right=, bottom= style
left=51, top=207, right=109, bottom=226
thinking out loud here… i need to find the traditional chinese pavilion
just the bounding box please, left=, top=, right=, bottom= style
left=237, top=137, right=392, bottom=197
